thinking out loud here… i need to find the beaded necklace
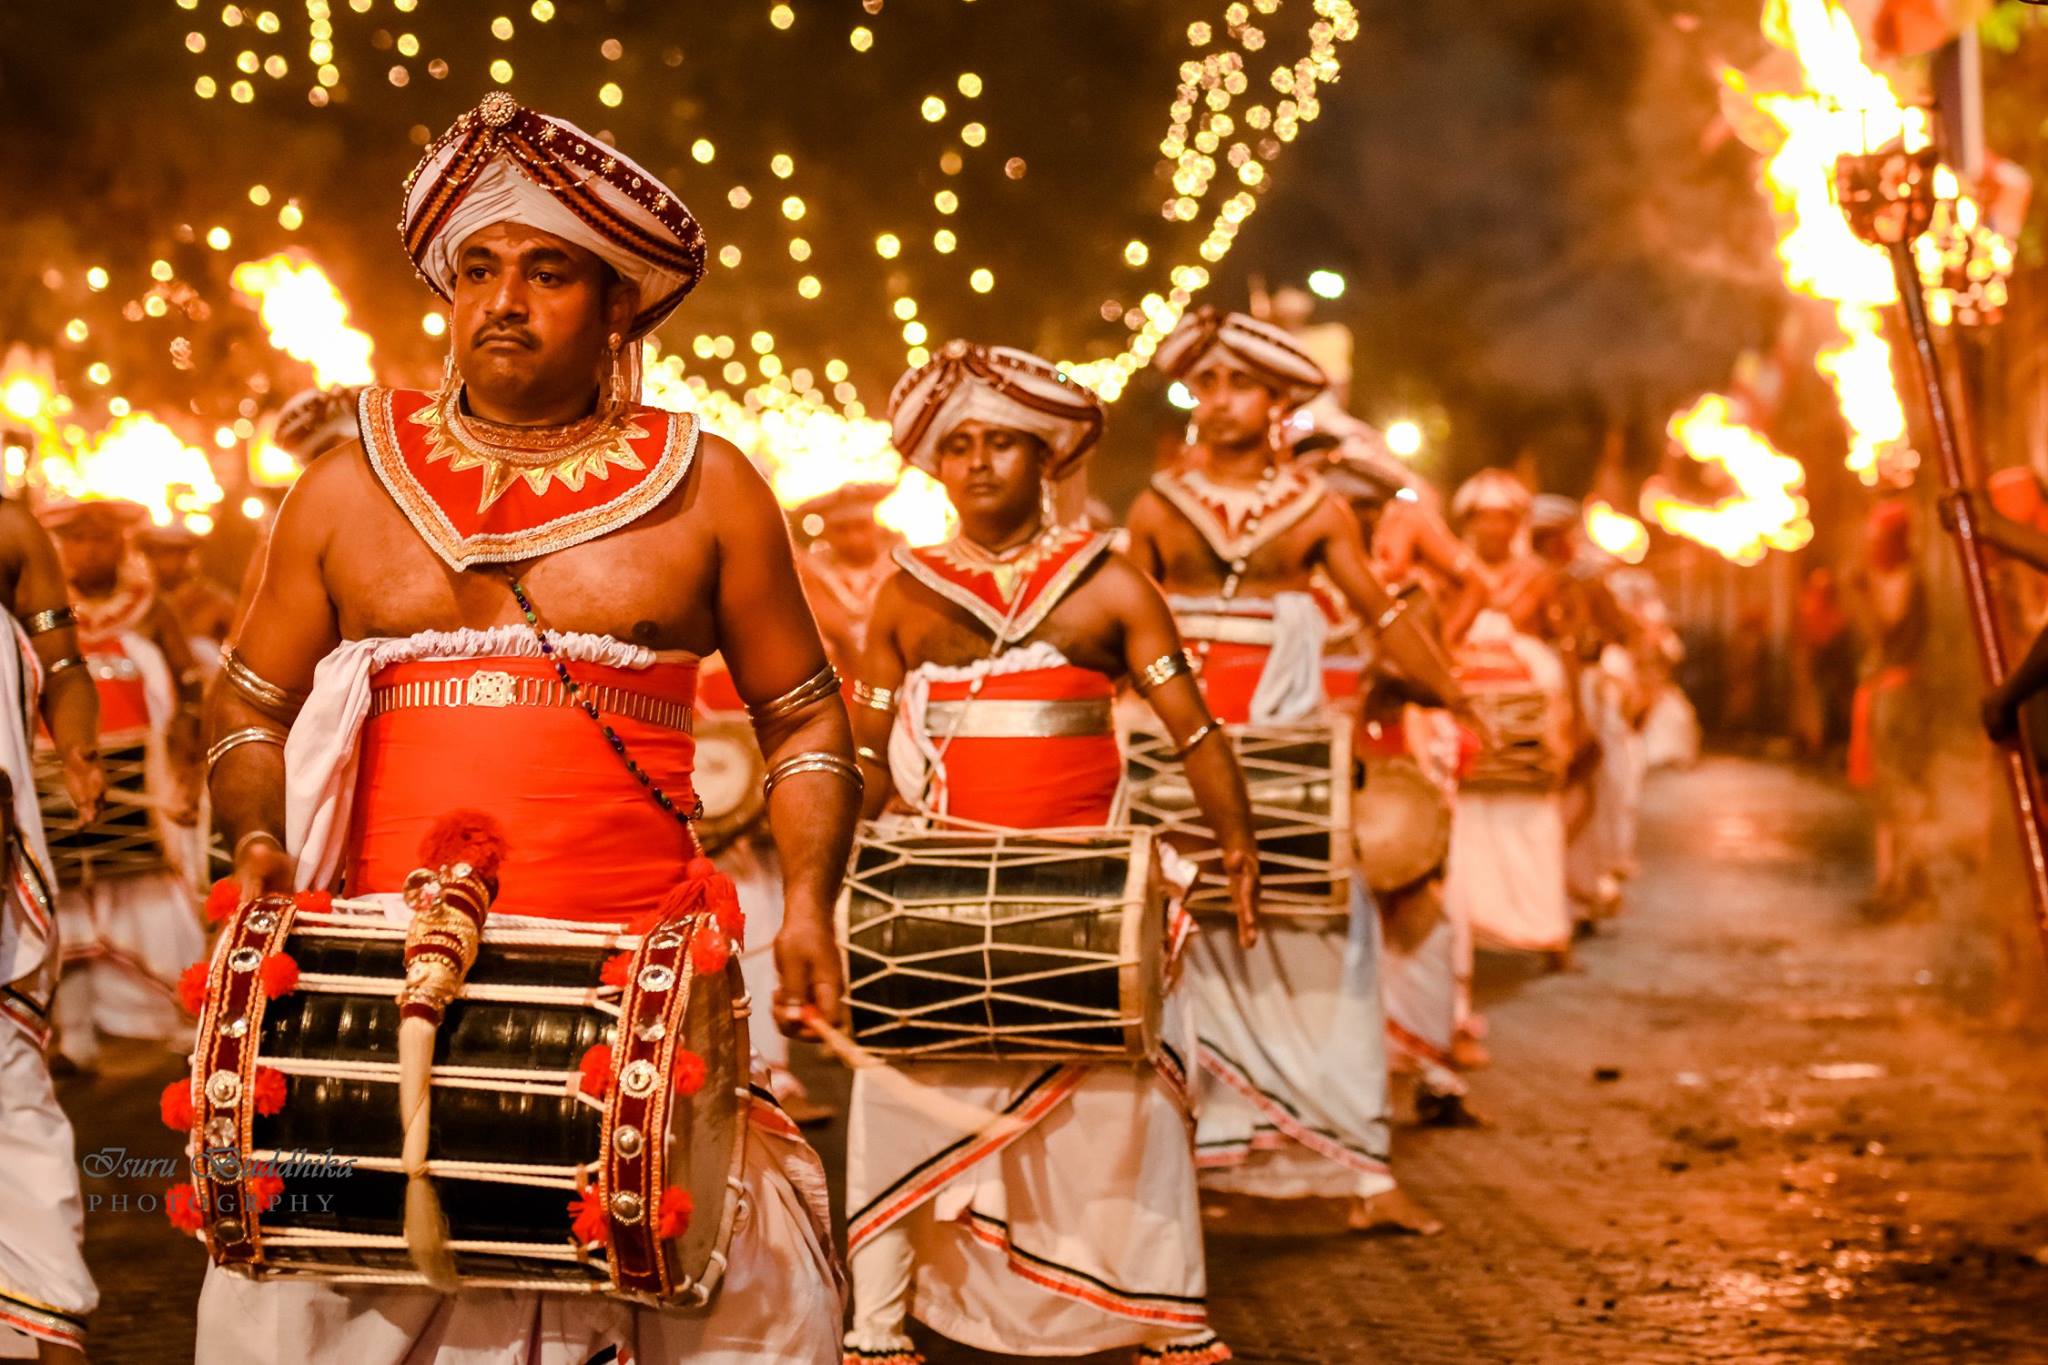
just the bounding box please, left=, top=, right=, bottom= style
left=502, top=573, right=702, bottom=830
left=1183, top=461, right=1277, bottom=679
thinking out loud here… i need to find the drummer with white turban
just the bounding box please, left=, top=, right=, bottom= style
left=843, top=340, right=1259, bottom=1364
left=1125, top=308, right=1480, bottom=1235
left=199, top=94, right=848, bottom=1365
left=1443, top=470, right=1575, bottom=979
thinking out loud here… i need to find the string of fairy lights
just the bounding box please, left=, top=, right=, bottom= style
left=9, top=0, right=1363, bottom=541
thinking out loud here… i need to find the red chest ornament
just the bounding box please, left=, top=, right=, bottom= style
left=361, top=387, right=698, bottom=570
left=894, top=525, right=1113, bottom=642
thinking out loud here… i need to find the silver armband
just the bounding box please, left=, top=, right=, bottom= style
left=762, top=750, right=865, bottom=801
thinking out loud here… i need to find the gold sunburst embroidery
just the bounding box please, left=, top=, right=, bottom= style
left=407, top=395, right=652, bottom=513
left=929, top=527, right=1081, bottom=604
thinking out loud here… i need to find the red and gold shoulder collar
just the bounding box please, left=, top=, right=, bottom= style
left=1151, top=463, right=1326, bottom=566
left=359, top=387, right=697, bottom=570
left=894, top=525, right=1113, bottom=643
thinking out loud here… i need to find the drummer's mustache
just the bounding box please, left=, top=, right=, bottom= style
left=472, top=324, right=536, bottom=349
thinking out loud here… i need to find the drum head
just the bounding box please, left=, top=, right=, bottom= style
left=692, top=720, right=765, bottom=851
left=1352, top=756, right=1451, bottom=893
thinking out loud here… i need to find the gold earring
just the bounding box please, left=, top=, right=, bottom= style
left=607, top=331, right=623, bottom=352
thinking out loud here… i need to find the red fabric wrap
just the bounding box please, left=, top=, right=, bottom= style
left=926, top=666, right=1120, bottom=829
left=90, top=641, right=153, bottom=737
left=1192, top=641, right=1270, bottom=726
left=345, top=656, right=700, bottom=920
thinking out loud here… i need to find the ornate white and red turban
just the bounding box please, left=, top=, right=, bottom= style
left=401, top=93, right=706, bottom=339
left=888, top=340, right=1104, bottom=480
left=1450, top=468, right=1533, bottom=523
left=273, top=386, right=362, bottom=461
left=1153, top=305, right=1328, bottom=409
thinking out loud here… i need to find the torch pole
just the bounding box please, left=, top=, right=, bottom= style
left=1886, top=241, right=2048, bottom=945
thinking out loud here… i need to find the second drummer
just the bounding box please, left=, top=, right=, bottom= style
left=843, top=341, right=1258, bottom=1364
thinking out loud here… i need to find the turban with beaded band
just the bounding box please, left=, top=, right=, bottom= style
left=888, top=340, right=1104, bottom=481
left=1153, top=306, right=1329, bottom=409
left=401, top=93, right=706, bottom=340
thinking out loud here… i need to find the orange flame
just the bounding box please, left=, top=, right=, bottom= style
left=41, top=413, right=225, bottom=532
left=638, top=348, right=955, bottom=546
left=1583, top=501, right=1649, bottom=565
left=1647, top=395, right=1813, bottom=566
left=230, top=253, right=377, bottom=389
left=1729, top=0, right=1926, bottom=486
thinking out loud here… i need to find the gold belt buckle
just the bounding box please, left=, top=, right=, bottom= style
left=465, top=670, right=518, bottom=707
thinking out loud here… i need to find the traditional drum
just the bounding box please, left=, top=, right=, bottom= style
left=1456, top=637, right=1563, bottom=793
left=689, top=716, right=766, bottom=854
left=838, top=824, right=1164, bottom=1062
left=1122, top=716, right=1354, bottom=918
left=179, top=894, right=746, bottom=1305
left=1351, top=755, right=1452, bottom=894
left=35, top=735, right=167, bottom=887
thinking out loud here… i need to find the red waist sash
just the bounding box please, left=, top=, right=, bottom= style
left=89, top=641, right=153, bottom=738
left=1190, top=641, right=1270, bottom=726
left=924, top=665, right=1120, bottom=829
left=345, top=656, right=700, bottom=920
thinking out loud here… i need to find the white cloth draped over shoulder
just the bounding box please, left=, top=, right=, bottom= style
left=198, top=626, right=844, bottom=1365
left=1165, top=590, right=1326, bottom=726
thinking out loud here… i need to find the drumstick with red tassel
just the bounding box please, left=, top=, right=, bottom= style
left=395, top=811, right=507, bottom=1291
left=796, top=1005, right=1027, bottom=1139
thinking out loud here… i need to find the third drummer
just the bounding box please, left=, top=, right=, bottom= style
left=843, top=341, right=1258, bottom=1364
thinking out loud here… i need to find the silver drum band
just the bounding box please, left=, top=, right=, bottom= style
left=922, top=697, right=1114, bottom=739
left=368, top=670, right=695, bottom=732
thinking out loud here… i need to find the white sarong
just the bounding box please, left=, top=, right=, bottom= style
left=1184, top=891, right=1395, bottom=1200
left=0, top=613, right=98, bottom=1356
left=193, top=626, right=844, bottom=1365
left=843, top=1008, right=1218, bottom=1358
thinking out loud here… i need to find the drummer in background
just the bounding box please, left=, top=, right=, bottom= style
left=40, top=497, right=205, bottom=1074
left=1441, top=471, right=1575, bottom=985
left=0, top=494, right=103, bottom=1362
left=229, top=385, right=362, bottom=638
left=1124, top=307, right=1473, bottom=1234
left=1319, top=448, right=1480, bottom=1124
left=707, top=479, right=902, bottom=1129
left=134, top=521, right=235, bottom=672
left=843, top=340, right=1258, bottom=1365
left=204, top=95, right=848, bottom=1362
left=1529, top=495, right=1640, bottom=920
left=795, top=481, right=900, bottom=679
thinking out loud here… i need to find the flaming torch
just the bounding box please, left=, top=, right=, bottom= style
left=229, top=254, right=377, bottom=389
left=1835, top=129, right=2048, bottom=942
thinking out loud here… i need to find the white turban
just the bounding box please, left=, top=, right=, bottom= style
left=403, top=93, right=705, bottom=339
left=888, top=341, right=1104, bottom=480
left=1153, top=306, right=1328, bottom=409
left=1451, top=469, right=1533, bottom=523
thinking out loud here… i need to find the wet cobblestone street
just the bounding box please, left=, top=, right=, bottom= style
left=57, top=758, right=2048, bottom=1362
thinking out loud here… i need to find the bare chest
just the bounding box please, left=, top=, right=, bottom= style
left=320, top=487, right=721, bottom=651
left=896, top=580, right=1124, bottom=678
left=1151, top=511, right=1322, bottom=597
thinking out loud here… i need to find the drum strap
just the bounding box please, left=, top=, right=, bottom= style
left=496, top=572, right=705, bottom=833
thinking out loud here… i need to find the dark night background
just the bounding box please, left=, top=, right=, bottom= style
left=0, top=1, right=2042, bottom=511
